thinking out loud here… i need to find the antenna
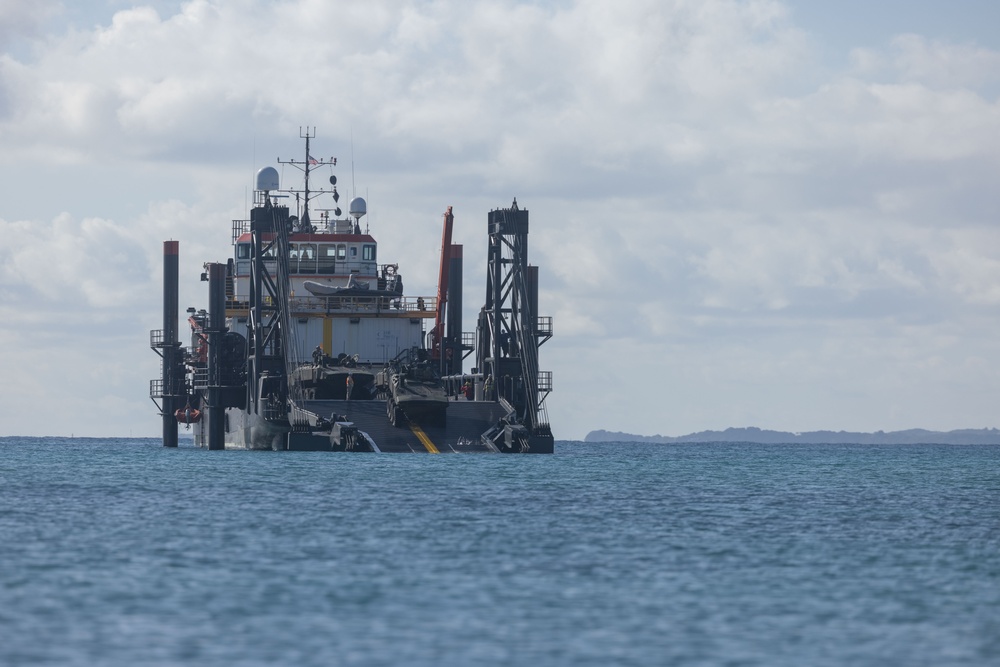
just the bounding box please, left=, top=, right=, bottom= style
left=301, top=126, right=315, bottom=226
left=351, top=128, right=356, bottom=203
left=275, top=126, right=337, bottom=233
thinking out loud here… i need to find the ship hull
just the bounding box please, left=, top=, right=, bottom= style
left=217, top=399, right=551, bottom=453
left=224, top=408, right=291, bottom=451
left=311, top=399, right=503, bottom=453
left=152, top=137, right=553, bottom=452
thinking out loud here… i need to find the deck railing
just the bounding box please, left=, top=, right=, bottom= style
left=225, top=294, right=437, bottom=316
left=149, top=377, right=186, bottom=399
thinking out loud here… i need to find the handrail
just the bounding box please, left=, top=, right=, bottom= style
left=225, top=294, right=438, bottom=316
left=232, top=219, right=250, bottom=244
left=150, top=329, right=182, bottom=348
left=149, top=377, right=186, bottom=398
left=537, top=370, right=553, bottom=392
left=191, top=368, right=209, bottom=388
left=234, top=259, right=381, bottom=278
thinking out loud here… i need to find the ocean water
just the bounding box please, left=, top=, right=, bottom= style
left=1, top=438, right=998, bottom=666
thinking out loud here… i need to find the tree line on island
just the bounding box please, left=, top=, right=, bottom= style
left=585, top=427, right=1000, bottom=445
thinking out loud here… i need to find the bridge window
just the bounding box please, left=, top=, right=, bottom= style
left=337, top=244, right=347, bottom=260
left=298, top=243, right=317, bottom=274
left=363, top=244, right=376, bottom=261
left=237, top=243, right=251, bottom=259
left=318, top=244, right=336, bottom=274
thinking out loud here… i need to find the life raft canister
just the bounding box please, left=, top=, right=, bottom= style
left=174, top=407, right=202, bottom=424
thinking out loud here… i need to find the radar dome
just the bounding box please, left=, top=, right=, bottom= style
left=256, top=166, right=279, bottom=192
left=349, top=197, right=367, bottom=220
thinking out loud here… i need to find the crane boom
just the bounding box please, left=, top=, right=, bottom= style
left=431, top=206, right=454, bottom=362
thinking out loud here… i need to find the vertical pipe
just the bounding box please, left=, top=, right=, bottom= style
left=526, top=265, right=539, bottom=339
left=525, top=264, right=540, bottom=425
left=249, top=208, right=263, bottom=416
left=162, top=240, right=179, bottom=448
left=490, top=221, right=502, bottom=381
left=207, top=262, right=226, bottom=450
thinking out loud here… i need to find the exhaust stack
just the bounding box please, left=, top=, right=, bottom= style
left=161, top=241, right=180, bottom=448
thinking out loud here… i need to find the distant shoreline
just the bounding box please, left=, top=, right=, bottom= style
left=585, top=427, right=1000, bottom=445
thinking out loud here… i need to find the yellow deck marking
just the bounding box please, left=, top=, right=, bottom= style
left=408, top=423, right=440, bottom=453
left=322, top=317, right=332, bottom=355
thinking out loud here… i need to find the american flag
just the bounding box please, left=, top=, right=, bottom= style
left=308, top=155, right=318, bottom=165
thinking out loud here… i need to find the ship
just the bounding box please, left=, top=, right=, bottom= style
left=150, top=129, right=554, bottom=453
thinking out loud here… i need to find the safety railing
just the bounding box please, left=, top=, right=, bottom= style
left=261, top=401, right=287, bottom=422
left=232, top=219, right=250, bottom=243
left=191, top=368, right=209, bottom=388
left=225, top=295, right=437, bottom=316
left=537, top=370, right=553, bottom=393
left=149, top=377, right=187, bottom=399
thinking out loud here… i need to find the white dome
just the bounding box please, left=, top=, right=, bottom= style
left=256, top=166, right=279, bottom=192
left=349, top=197, right=367, bottom=220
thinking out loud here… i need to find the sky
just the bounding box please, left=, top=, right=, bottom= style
left=2, top=0, right=999, bottom=440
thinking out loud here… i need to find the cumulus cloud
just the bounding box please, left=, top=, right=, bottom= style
left=0, top=0, right=998, bottom=438
left=853, top=33, right=1000, bottom=90
left=0, top=1, right=55, bottom=47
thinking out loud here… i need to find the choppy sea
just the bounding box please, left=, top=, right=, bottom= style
left=1, top=437, right=997, bottom=666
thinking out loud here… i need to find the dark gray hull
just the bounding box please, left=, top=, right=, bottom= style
left=300, top=399, right=510, bottom=452
left=223, top=408, right=291, bottom=451
left=215, top=399, right=551, bottom=452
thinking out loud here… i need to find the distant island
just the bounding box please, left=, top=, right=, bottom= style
left=585, top=427, right=1000, bottom=445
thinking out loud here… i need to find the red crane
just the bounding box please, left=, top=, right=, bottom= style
left=431, top=206, right=454, bottom=364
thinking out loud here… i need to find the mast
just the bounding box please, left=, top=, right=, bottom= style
left=302, top=127, right=313, bottom=228
left=276, top=127, right=338, bottom=232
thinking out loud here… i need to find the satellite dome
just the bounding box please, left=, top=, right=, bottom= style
left=349, top=196, right=367, bottom=220
left=256, top=166, right=279, bottom=192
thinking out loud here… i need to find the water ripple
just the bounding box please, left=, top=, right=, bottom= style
left=1, top=438, right=997, bottom=666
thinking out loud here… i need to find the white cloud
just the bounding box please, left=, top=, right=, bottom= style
left=0, top=0, right=999, bottom=439
left=0, top=1, right=56, bottom=48
left=853, top=33, right=1000, bottom=90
